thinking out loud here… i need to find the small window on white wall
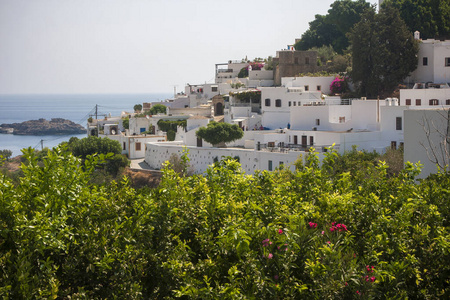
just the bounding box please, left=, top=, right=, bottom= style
left=445, top=57, right=450, bottom=67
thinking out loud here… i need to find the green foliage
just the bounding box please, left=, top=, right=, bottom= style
left=0, top=149, right=12, bottom=160
left=1, top=146, right=449, bottom=298
left=382, top=0, right=450, bottom=39
left=264, top=56, right=274, bottom=70
left=149, top=104, right=167, bottom=115
left=166, top=129, right=176, bottom=141
left=122, top=117, right=129, bottom=130
left=157, top=119, right=187, bottom=133
left=196, top=121, right=244, bottom=146
left=295, top=0, right=370, bottom=54
left=70, top=136, right=121, bottom=158
left=238, top=67, right=248, bottom=78
left=166, top=147, right=194, bottom=176
left=229, top=90, right=261, bottom=103
left=349, top=5, right=419, bottom=98
left=68, top=136, right=128, bottom=177
left=133, top=104, right=142, bottom=112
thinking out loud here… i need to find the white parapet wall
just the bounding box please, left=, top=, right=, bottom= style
left=145, top=142, right=325, bottom=175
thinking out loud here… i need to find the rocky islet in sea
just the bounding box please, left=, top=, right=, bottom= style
left=0, top=118, right=86, bottom=135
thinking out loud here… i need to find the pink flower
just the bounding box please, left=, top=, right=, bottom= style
left=321, top=231, right=325, bottom=235
left=326, top=241, right=331, bottom=244
left=308, top=222, right=317, bottom=228
left=267, top=253, right=273, bottom=259
left=278, top=229, right=283, bottom=234
left=370, top=276, right=376, bottom=282
left=356, top=290, right=360, bottom=295
left=345, top=282, right=348, bottom=286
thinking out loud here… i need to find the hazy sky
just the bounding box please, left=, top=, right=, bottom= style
left=0, top=0, right=377, bottom=95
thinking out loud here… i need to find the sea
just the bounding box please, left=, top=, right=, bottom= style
left=0, top=93, right=172, bottom=158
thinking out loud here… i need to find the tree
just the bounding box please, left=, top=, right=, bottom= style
left=122, top=117, right=129, bottom=130
left=382, top=0, right=450, bottom=40
left=196, top=121, right=244, bottom=147
left=69, top=136, right=128, bottom=176
left=0, top=149, right=12, bottom=160
left=149, top=104, right=167, bottom=115
left=133, top=104, right=142, bottom=112
left=295, top=0, right=370, bottom=54
left=349, top=5, right=419, bottom=98
left=71, top=136, right=121, bottom=158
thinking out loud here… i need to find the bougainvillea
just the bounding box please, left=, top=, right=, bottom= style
left=330, top=76, right=349, bottom=95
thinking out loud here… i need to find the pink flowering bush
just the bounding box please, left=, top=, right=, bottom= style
left=330, top=76, right=349, bottom=95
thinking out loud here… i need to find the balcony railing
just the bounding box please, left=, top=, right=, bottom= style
left=256, top=143, right=339, bottom=153
left=217, top=69, right=233, bottom=73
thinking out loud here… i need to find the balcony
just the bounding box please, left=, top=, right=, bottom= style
left=217, top=69, right=233, bottom=73
left=257, top=142, right=339, bottom=153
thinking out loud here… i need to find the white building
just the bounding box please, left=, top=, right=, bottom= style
left=404, top=109, right=449, bottom=178
left=407, top=36, right=450, bottom=85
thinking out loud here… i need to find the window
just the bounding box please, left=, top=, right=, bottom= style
left=275, top=99, right=282, bottom=107
left=304, top=85, right=309, bottom=91
left=423, top=57, right=428, bottom=66
left=265, top=98, right=271, bottom=106
left=268, top=160, right=273, bottom=171
left=288, top=101, right=292, bottom=107
left=305, top=57, right=310, bottom=65
left=445, top=57, right=450, bottom=67
left=279, top=161, right=284, bottom=167
left=399, top=142, right=404, bottom=149
left=212, top=86, right=218, bottom=92
left=429, top=99, right=439, bottom=106
left=406, top=99, right=411, bottom=106
left=339, top=117, right=345, bottom=123
left=316, top=119, right=320, bottom=126
left=317, top=85, right=321, bottom=91
left=293, top=102, right=296, bottom=106
left=391, top=141, right=397, bottom=150
left=446, top=99, right=450, bottom=105
left=135, top=142, right=141, bottom=151
left=309, top=136, right=314, bottom=146
left=396, top=117, right=402, bottom=130
left=416, top=99, right=421, bottom=106
left=298, top=101, right=301, bottom=106
left=123, top=142, right=126, bottom=150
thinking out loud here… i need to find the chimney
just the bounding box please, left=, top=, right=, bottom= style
left=414, top=31, right=420, bottom=40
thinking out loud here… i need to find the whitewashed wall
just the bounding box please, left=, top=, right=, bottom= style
left=144, top=142, right=324, bottom=175
left=282, top=76, right=335, bottom=95
left=404, top=109, right=450, bottom=178
left=400, top=88, right=450, bottom=107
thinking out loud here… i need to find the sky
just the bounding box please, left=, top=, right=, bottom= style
left=0, top=0, right=378, bottom=95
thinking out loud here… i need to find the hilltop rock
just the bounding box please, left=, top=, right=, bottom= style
left=0, top=118, right=86, bottom=135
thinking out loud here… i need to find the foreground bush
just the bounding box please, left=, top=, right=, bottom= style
left=0, top=147, right=449, bottom=299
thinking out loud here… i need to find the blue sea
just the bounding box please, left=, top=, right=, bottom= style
left=0, top=93, right=172, bottom=157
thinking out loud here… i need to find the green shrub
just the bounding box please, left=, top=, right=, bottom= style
left=1, top=146, right=449, bottom=299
